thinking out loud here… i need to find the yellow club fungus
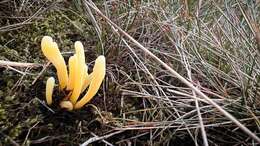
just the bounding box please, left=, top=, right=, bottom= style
left=81, top=65, right=92, bottom=93
left=41, top=36, right=68, bottom=90
left=66, top=55, right=77, bottom=91
left=70, top=41, right=86, bottom=104
left=74, top=55, right=106, bottom=109
left=42, top=36, right=106, bottom=110
left=46, top=77, right=55, bottom=105
left=60, top=100, right=73, bottom=111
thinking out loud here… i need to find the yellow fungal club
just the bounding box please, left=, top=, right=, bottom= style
left=41, top=36, right=106, bottom=110
left=41, top=36, right=68, bottom=90
left=46, top=77, right=55, bottom=105
left=75, top=56, right=105, bottom=109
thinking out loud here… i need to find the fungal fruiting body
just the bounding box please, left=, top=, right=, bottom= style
left=70, top=41, right=86, bottom=104
left=41, top=36, right=68, bottom=90
left=66, top=55, right=77, bottom=91
left=46, top=77, right=55, bottom=105
left=59, top=100, right=73, bottom=111
left=41, top=36, right=106, bottom=110
left=75, top=56, right=106, bottom=109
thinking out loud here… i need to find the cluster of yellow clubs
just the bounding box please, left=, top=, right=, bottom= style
left=41, top=36, right=106, bottom=111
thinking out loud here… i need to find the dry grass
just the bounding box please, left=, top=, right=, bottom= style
left=0, top=0, right=260, bottom=145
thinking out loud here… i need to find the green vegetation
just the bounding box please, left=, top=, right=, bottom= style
left=0, top=0, right=260, bottom=145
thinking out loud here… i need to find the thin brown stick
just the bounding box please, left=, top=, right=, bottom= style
left=31, top=62, right=50, bottom=85
left=0, top=60, right=41, bottom=68
left=80, top=130, right=124, bottom=146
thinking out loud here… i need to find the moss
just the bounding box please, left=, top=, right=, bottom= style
left=0, top=46, right=22, bottom=61
left=8, top=124, right=22, bottom=140
left=0, top=90, right=3, bottom=97
left=0, top=104, right=7, bottom=125
left=0, top=8, right=95, bottom=64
